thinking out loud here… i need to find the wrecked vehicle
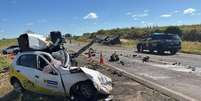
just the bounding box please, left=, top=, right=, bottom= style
left=9, top=32, right=112, bottom=100
left=2, top=45, right=20, bottom=55
left=96, top=35, right=121, bottom=45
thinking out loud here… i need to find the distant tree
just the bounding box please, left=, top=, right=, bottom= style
left=165, top=26, right=182, bottom=37
left=96, top=29, right=105, bottom=35
left=65, top=33, right=72, bottom=38
left=83, top=33, right=91, bottom=38
left=154, top=29, right=163, bottom=33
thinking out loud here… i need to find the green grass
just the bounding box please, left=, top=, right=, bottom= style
left=0, top=38, right=17, bottom=48
left=119, top=39, right=138, bottom=48
left=181, top=41, right=201, bottom=55
left=0, top=38, right=16, bottom=69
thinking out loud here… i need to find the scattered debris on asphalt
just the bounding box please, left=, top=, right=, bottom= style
left=142, top=56, right=150, bottom=63
left=119, top=61, right=125, bottom=66
left=109, top=52, right=119, bottom=62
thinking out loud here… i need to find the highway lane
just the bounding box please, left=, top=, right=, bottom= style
left=66, top=43, right=201, bottom=100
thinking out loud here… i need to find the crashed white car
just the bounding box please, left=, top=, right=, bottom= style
left=9, top=50, right=112, bottom=100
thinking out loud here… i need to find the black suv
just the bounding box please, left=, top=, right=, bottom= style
left=137, top=33, right=181, bottom=54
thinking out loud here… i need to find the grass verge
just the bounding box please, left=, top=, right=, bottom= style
left=181, top=41, right=201, bottom=55
left=0, top=38, right=16, bottom=69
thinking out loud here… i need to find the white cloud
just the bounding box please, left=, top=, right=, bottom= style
left=25, top=22, right=34, bottom=26
left=133, top=18, right=140, bottom=21
left=173, top=10, right=180, bottom=14
left=83, top=12, right=98, bottom=20
left=0, top=29, right=4, bottom=33
left=126, top=12, right=132, bottom=15
left=184, top=8, right=196, bottom=15
left=144, top=10, right=149, bottom=13
left=141, top=21, right=145, bottom=24
left=132, top=13, right=148, bottom=18
left=160, top=14, right=172, bottom=18
left=37, top=19, right=48, bottom=23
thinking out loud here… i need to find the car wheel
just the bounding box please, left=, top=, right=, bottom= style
left=157, top=50, right=164, bottom=55
left=13, top=80, right=24, bottom=93
left=137, top=44, right=143, bottom=53
left=170, top=50, right=177, bottom=55
left=149, top=50, right=154, bottom=53
left=70, top=81, right=97, bottom=101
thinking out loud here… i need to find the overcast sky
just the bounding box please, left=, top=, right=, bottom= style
left=0, top=0, right=201, bottom=38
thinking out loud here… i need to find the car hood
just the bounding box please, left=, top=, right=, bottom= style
left=80, top=67, right=112, bottom=94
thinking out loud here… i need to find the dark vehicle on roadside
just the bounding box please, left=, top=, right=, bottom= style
left=137, top=33, right=182, bottom=55
left=2, top=45, right=20, bottom=55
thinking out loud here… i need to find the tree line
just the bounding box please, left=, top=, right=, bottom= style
left=80, top=24, right=201, bottom=42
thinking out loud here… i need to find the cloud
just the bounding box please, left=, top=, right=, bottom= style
left=184, top=8, right=196, bottom=15
left=37, top=19, right=48, bottom=23
left=144, top=10, right=149, bottom=13
left=141, top=21, right=145, bottom=24
left=160, top=14, right=172, bottom=18
left=83, top=12, right=98, bottom=20
left=173, top=10, right=180, bottom=14
left=25, top=22, right=34, bottom=26
left=126, top=12, right=132, bottom=15
left=0, top=29, right=4, bottom=33
left=132, top=13, right=148, bottom=18
left=140, top=21, right=154, bottom=26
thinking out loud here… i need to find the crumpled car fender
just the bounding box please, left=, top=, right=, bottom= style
left=80, top=67, right=112, bottom=94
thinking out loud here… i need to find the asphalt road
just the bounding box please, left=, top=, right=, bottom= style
left=66, top=43, right=201, bottom=100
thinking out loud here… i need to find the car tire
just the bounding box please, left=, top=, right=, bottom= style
left=149, top=49, right=154, bottom=53
left=170, top=50, right=177, bottom=55
left=12, top=79, right=24, bottom=93
left=70, top=81, right=97, bottom=101
left=137, top=44, right=143, bottom=53
left=157, top=50, right=164, bottom=55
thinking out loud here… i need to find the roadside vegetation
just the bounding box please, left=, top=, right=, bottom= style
left=0, top=38, right=17, bottom=69
left=71, top=24, right=201, bottom=55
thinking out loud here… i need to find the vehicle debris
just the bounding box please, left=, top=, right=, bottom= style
left=109, top=52, right=119, bottom=62
left=84, top=48, right=96, bottom=57
left=96, top=35, right=121, bottom=45
left=8, top=31, right=113, bottom=100
left=187, top=66, right=196, bottom=71
left=119, top=61, right=125, bottom=66
left=142, top=56, right=150, bottom=63
left=132, top=54, right=137, bottom=58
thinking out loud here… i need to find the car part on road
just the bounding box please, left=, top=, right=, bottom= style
left=109, top=52, right=119, bottom=62
left=142, top=56, right=150, bottom=63
left=119, top=61, right=125, bottom=66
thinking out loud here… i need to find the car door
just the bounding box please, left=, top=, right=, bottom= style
left=15, top=54, right=38, bottom=92
left=34, top=55, right=65, bottom=96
